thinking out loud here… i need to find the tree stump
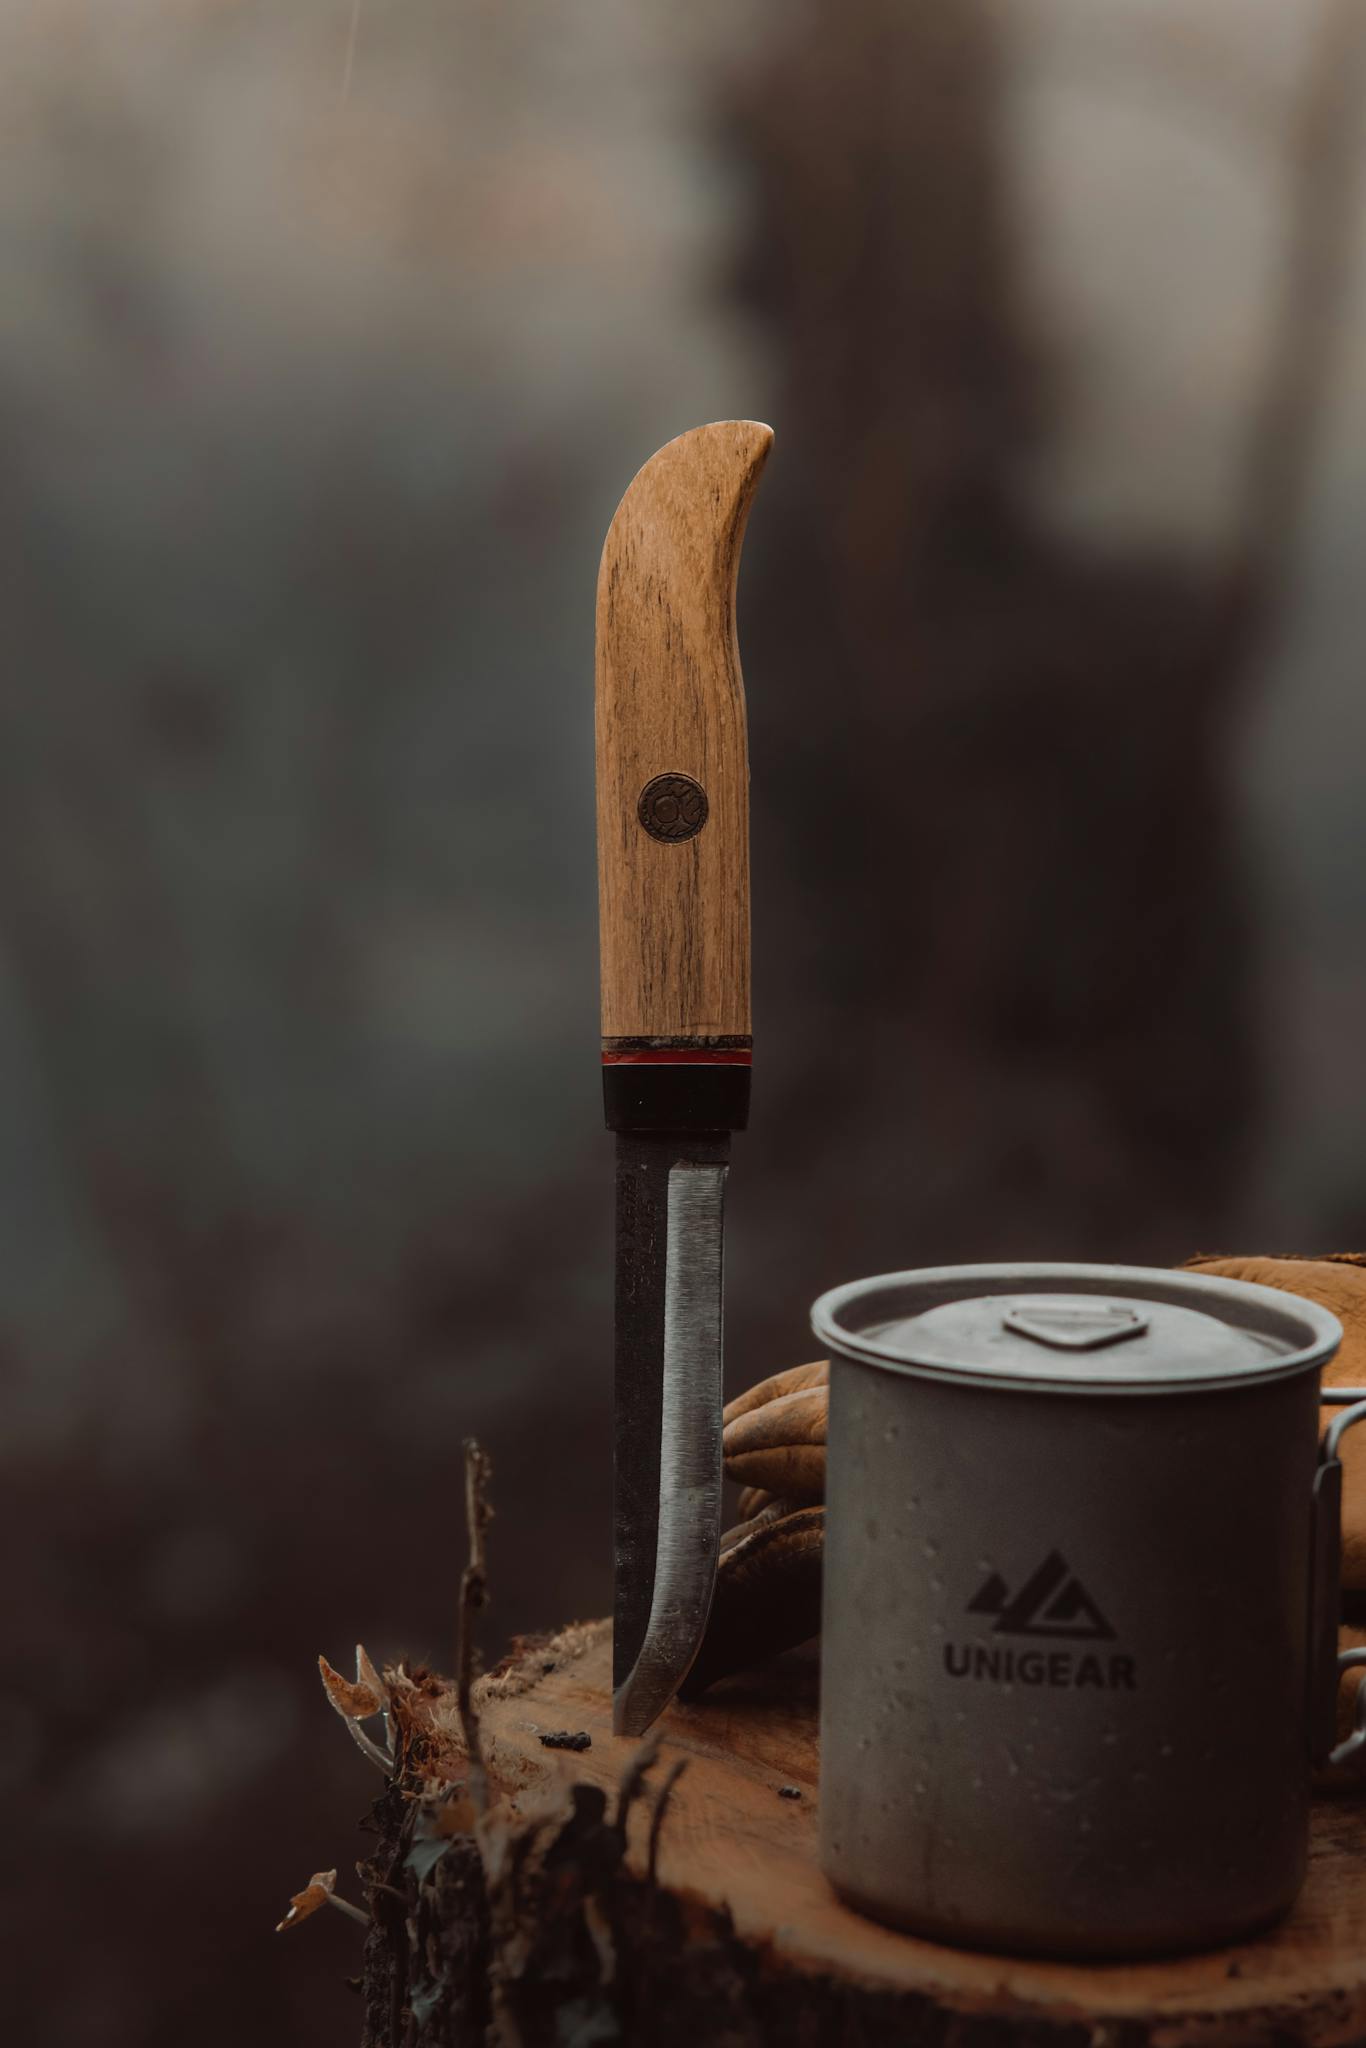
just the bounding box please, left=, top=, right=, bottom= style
left=355, top=1619, right=1366, bottom=2046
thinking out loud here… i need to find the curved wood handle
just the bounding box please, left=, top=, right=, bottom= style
left=596, top=420, right=771, bottom=1047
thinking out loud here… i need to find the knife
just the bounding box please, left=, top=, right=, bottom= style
left=596, top=419, right=772, bottom=1735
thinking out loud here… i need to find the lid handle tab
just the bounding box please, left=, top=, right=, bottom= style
left=1002, top=1301, right=1150, bottom=1353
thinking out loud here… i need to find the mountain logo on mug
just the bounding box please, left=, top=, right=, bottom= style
left=967, top=1549, right=1115, bottom=1641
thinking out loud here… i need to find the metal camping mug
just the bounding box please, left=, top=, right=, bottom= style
left=809, top=1262, right=1366, bottom=1958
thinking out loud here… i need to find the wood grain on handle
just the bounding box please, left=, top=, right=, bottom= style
left=596, top=420, right=771, bottom=1046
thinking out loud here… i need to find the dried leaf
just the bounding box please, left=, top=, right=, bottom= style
left=405, top=1835, right=454, bottom=1881
left=438, top=1789, right=478, bottom=1835
left=276, top=1868, right=336, bottom=1933
left=319, top=1650, right=385, bottom=1721
left=474, top=1799, right=516, bottom=1887
left=410, top=1981, right=447, bottom=2026
left=554, top=1996, right=619, bottom=2047
left=355, top=1642, right=388, bottom=1707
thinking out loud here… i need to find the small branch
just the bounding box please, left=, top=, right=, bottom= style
left=646, top=1758, right=687, bottom=1886
left=343, top=1716, right=395, bottom=1775
left=326, top=1892, right=371, bottom=1928
left=457, top=1438, right=494, bottom=1814
left=614, top=1727, right=663, bottom=1833
left=318, top=1647, right=393, bottom=1773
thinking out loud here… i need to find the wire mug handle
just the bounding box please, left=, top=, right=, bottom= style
left=1310, top=1390, right=1366, bottom=1770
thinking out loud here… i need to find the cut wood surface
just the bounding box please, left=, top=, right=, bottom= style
left=439, top=1620, right=1366, bottom=2046
left=595, top=420, right=770, bottom=1044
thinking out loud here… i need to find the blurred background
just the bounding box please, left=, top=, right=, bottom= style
left=8, top=0, right=1366, bottom=2037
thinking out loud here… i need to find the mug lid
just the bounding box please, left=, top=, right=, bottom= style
left=809, top=1262, right=1343, bottom=1395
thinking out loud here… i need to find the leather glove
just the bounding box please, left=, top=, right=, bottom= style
left=687, top=1255, right=1366, bottom=1697
left=1186, top=1256, right=1366, bottom=1589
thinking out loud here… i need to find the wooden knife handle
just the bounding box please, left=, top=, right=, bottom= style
left=596, top=420, right=771, bottom=1057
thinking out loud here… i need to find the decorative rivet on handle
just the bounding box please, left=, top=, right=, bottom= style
left=638, top=772, right=708, bottom=843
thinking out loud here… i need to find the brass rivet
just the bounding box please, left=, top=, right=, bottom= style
left=638, top=772, right=708, bottom=843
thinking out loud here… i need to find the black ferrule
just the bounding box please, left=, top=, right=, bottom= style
left=603, top=1061, right=750, bottom=1134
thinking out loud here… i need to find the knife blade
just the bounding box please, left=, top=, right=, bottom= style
left=595, top=419, right=772, bottom=1735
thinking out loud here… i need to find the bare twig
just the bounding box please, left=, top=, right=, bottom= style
left=646, top=1758, right=687, bottom=1886
left=343, top=1716, right=395, bottom=1774
left=457, top=1438, right=493, bottom=1813
left=613, top=1727, right=663, bottom=1833
left=318, top=1646, right=394, bottom=1772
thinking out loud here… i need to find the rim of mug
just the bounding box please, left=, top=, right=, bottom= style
left=810, top=1260, right=1344, bottom=1396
